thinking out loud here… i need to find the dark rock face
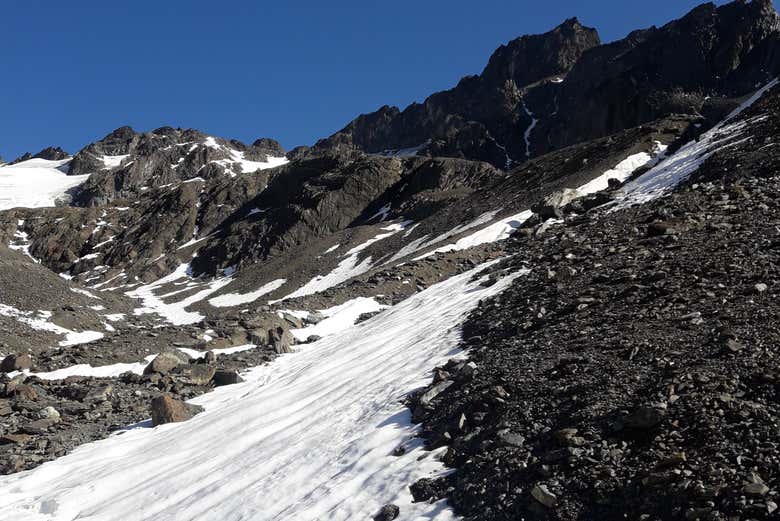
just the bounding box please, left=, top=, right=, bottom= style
left=66, top=126, right=286, bottom=206
left=191, top=152, right=501, bottom=275
left=249, top=138, right=285, bottom=159
left=312, top=19, right=600, bottom=167
left=311, top=1, right=780, bottom=168
left=536, top=0, right=780, bottom=155
left=9, top=146, right=69, bottom=165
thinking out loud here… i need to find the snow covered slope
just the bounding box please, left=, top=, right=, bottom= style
left=0, top=262, right=522, bottom=521
left=0, top=158, right=89, bottom=211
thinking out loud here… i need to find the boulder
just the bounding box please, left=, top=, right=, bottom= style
left=144, top=349, right=191, bottom=375
left=374, top=504, right=400, bottom=521
left=177, top=365, right=216, bottom=386
left=38, top=406, right=61, bottom=423
left=248, top=329, right=269, bottom=346
left=531, top=484, right=558, bottom=508
left=150, top=395, right=203, bottom=426
left=269, top=327, right=295, bottom=354
left=213, top=370, right=244, bottom=387
left=623, top=406, right=665, bottom=430
left=1, top=354, right=32, bottom=373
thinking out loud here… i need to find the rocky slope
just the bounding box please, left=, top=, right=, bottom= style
left=407, top=81, right=780, bottom=520
left=0, top=1, right=779, bottom=519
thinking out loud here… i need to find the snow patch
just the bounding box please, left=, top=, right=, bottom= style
left=290, top=297, right=387, bottom=341
left=209, top=279, right=288, bottom=308
left=0, top=158, right=87, bottom=211
left=0, top=261, right=522, bottom=521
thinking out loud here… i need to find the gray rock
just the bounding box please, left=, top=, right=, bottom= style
left=269, top=327, right=295, bottom=354
left=1, top=354, right=32, bottom=373
left=144, top=350, right=191, bottom=375
left=531, top=484, right=558, bottom=508
left=419, top=380, right=454, bottom=407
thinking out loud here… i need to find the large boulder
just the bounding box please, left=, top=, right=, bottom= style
left=176, top=365, right=216, bottom=386
left=150, top=395, right=203, bottom=426
left=143, top=349, right=191, bottom=375
left=1, top=354, right=32, bottom=373
left=269, top=327, right=295, bottom=354
left=213, top=370, right=244, bottom=387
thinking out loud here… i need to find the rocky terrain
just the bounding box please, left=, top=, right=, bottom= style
left=406, top=81, right=780, bottom=520
left=312, top=0, right=780, bottom=168
left=1, top=1, right=780, bottom=519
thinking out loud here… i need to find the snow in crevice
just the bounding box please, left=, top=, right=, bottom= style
left=0, top=260, right=523, bottom=521
left=522, top=97, right=538, bottom=158
left=8, top=219, right=40, bottom=263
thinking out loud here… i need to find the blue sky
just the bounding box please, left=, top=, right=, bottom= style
left=0, top=0, right=759, bottom=160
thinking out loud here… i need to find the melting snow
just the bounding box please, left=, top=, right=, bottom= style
left=126, top=264, right=232, bottom=325
left=0, top=261, right=522, bottom=521
left=278, top=222, right=412, bottom=301
left=575, top=142, right=667, bottom=197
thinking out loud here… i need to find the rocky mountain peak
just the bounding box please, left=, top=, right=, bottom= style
left=8, top=146, right=70, bottom=165
left=480, top=16, right=600, bottom=88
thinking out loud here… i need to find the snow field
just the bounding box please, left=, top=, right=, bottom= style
left=0, top=261, right=523, bottom=521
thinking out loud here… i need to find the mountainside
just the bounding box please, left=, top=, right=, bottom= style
left=312, top=0, right=780, bottom=169
left=1, top=2, right=780, bottom=520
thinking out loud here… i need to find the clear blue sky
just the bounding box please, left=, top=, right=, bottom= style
left=0, top=0, right=761, bottom=160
